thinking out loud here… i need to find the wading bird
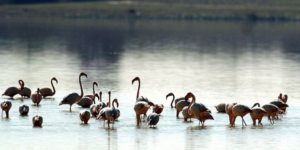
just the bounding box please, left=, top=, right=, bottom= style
left=77, top=94, right=99, bottom=108
left=215, top=103, right=226, bottom=113
left=31, top=88, right=42, bottom=106
left=19, top=104, right=29, bottom=116
left=2, top=80, right=23, bottom=98
left=166, top=92, right=185, bottom=108
left=262, top=104, right=282, bottom=125
left=1, top=101, right=12, bottom=118
left=225, top=103, right=237, bottom=127
left=147, top=112, right=160, bottom=128
left=80, top=110, right=91, bottom=124
left=59, top=72, right=87, bottom=112
left=186, top=92, right=212, bottom=127
left=250, top=103, right=266, bottom=126
left=19, top=80, right=31, bottom=99
left=32, top=115, right=43, bottom=127
left=132, top=77, right=153, bottom=126
left=232, top=104, right=252, bottom=127
left=39, top=77, right=58, bottom=98
left=84, top=82, right=98, bottom=104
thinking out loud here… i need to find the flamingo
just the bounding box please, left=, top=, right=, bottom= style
left=262, top=104, right=282, bottom=125
left=215, top=103, right=226, bottom=113
left=132, top=77, right=153, bottom=126
left=32, top=115, right=43, bottom=127
left=77, top=93, right=99, bottom=108
left=19, top=104, right=29, bottom=116
left=153, top=104, right=164, bottom=114
left=182, top=106, right=193, bottom=122
left=225, top=103, right=237, bottom=127
left=90, top=91, right=107, bottom=117
left=175, top=98, right=190, bottom=119
left=232, top=104, right=252, bottom=127
left=147, top=112, right=160, bottom=128
left=199, top=111, right=214, bottom=126
left=31, top=88, right=42, bottom=106
left=2, top=80, right=23, bottom=98
left=270, top=100, right=288, bottom=114
left=84, top=81, right=98, bottom=104
left=1, top=101, right=12, bottom=118
left=59, top=72, right=87, bottom=112
left=112, top=98, right=120, bottom=120
left=186, top=92, right=212, bottom=126
left=250, top=103, right=266, bottom=126
left=97, top=91, right=117, bottom=128
left=39, top=77, right=58, bottom=98
left=166, top=92, right=185, bottom=108
left=19, top=80, right=31, bottom=98
left=79, top=110, right=91, bottom=124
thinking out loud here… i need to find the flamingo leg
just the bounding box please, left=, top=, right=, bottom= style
left=1, top=110, right=3, bottom=118
left=136, top=114, right=140, bottom=126
left=5, top=111, right=9, bottom=118
left=69, top=105, right=72, bottom=112
left=176, top=110, right=180, bottom=119
left=242, top=117, right=247, bottom=126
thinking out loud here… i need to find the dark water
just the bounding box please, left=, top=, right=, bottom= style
left=0, top=19, right=300, bottom=150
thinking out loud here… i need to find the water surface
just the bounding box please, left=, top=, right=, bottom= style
left=0, top=19, right=300, bottom=150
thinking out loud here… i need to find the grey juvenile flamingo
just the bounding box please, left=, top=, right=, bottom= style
left=250, top=103, right=266, bottom=126
left=39, top=77, right=58, bottom=98
left=232, top=104, right=252, bottom=127
left=32, top=115, right=43, bottom=127
left=31, top=88, right=42, bottom=106
left=147, top=112, right=160, bottom=128
left=19, top=104, right=29, bottom=116
left=2, top=80, right=23, bottom=98
left=132, top=77, right=152, bottom=126
left=186, top=92, right=212, bottom=126
left=59, top=72, right=87, bottom=112
left=79, top=110, right=91, bottom=124
left=1, top=101, right=12, bottom=118
left=19, top=80, right=31, bottom=98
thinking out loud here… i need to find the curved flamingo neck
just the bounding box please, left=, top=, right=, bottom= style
left=136, top=79, right=140, bottom=101
left=252, top=103, right=260, bottom=108
left=51, top=78, right=56, bottom=95
left=187, top=93, right=195, bottom=115
left=112, top=99, right=119, bottom=108
left=19, top=80, right=24, bottom=90
left=92, top=82, right=98, bottom=96
left=79, top=75, right=85, bottom=98
left=166, top=93, right=175, bottom=108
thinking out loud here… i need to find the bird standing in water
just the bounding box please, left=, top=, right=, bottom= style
left=39, top=77, right=58, bottom=98
left=59, top=72, right=87, bottom=112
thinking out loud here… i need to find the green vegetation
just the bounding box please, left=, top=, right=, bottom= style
left=1, top=1, right=300, bottom=21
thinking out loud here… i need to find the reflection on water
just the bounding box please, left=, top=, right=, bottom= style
left=0, top=19, right=300, bottom=150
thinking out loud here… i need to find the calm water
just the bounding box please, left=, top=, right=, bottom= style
left=0, top=19, right=300, bottom=150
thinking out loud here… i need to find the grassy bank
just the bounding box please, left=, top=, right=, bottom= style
left=1, top=1, right=300, bottom=21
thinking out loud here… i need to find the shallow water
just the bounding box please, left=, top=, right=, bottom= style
left=0, top=19, right=300, bottom=150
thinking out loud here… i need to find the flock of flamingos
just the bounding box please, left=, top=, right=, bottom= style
left=1, top=72, right=289, bottom=129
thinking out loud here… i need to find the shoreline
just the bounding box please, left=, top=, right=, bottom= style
left=1, top=1, right=300, bottom=22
